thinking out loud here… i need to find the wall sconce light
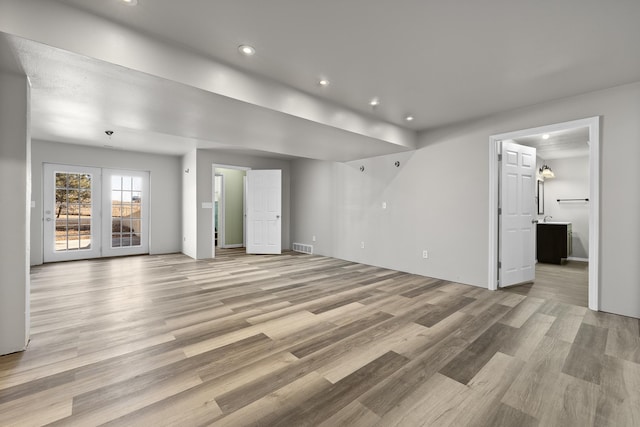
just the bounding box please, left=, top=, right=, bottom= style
left=539, top=164, right=555, bottom=179
left=394, top=161, right=400, bottom=167
left=360, top=165, right=365, bottom=172
left=184, top=168, right=190, bottom=173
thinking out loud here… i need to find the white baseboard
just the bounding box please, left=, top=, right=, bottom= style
left=222, top=244, right=243, bottom=249
left=567, top=256, right=589, bottom=262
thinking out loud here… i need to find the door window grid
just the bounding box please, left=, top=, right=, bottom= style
left=111, top=175, right=143, bottom=248
left=54, top=172, right=92, bottom=251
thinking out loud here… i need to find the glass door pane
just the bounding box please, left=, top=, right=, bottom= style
left=54, top=173, right=93, bottom=251
left=110, top=175, right=143, bottom=249
left=102, top=169, right=149, bottom=257
left=43, top=164, right=102, bottom=262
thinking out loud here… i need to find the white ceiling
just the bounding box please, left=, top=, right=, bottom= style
left=2, top=0, right=640, bottom=160
left=514, top=127, right=589, bottom=160
left=7, top=34, right=409, bottom=160
left=54, top=0, right=640, bottom=128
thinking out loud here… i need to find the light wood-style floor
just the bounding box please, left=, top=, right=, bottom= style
left=503, top=261, right=589, bottom=307
left=1, top=250, right=639, bottom=426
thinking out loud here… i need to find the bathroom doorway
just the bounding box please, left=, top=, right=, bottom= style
left=212, top=165, right=249, bottom=258
left=488, top=117, right=600, bottom=310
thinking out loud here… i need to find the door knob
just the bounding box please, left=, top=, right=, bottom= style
left=532, top=220, right=539, bottom=224
left=46, top=217, right=52, bottom=222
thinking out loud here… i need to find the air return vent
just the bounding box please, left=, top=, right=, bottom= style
left=292, top=243, right=313, bottom=255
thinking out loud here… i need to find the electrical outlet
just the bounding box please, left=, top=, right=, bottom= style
left=312, top=235, right=316, bottom=242
left=422, top=250, right=428, bottom=259
left=361, top=241, right=365, bottom=249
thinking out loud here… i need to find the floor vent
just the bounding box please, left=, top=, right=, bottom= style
left=292, top=243, right=313, bottom=255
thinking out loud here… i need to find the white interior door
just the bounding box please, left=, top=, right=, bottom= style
left=102, top=169, right=150, bottom=257
left=246, top=169, right=281, bottom=254
left=243, top=175, right=247, bottom=248
left=43, top=164, right=102, bottom=262
left=499, top=141, right=537, bottom=287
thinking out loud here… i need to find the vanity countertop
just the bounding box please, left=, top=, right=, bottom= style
left=538, top=221, right=571, bottom=225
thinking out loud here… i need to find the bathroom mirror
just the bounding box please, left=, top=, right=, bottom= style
left=537, top=181, right=544, bottom=214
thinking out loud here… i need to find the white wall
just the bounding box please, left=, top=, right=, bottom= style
left=182, top=150, right=197, bottom=258
left=292, top=146, right=485, bottom=285
left=291, top=159, right=335, bottom=256
left=541, top=156, right=590, bottom=259
left=291, top=81, right=640, bottom=319
left=0, top=72, right=30, bottom=355
left=195, top=150, right=291, bottom=259
left=31, top=140, right=183, bottom=265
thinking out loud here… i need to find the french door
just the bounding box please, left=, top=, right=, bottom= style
left=43, top=164, right=149, bottom=262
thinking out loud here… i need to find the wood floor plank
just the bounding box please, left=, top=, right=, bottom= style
left=498, top=296, right=545, bottom=328
left=318, top=401, right=381, bottom=427
left=318, top=322, right=427, bottom=383
left=210, top=372, right=332, bottom=427
left=1, top=249, right=638, bottom=425
left=288, top=310, right=393, bottom=359
left=446, top=351, right=525, bottom=426
left=374, top=372, right=469, bottom=426
left=439, top=322, right=517, bottom=385
left=265, top=351, right=410, bottom=427
left=500, top=312, right=556, bottom=361
left=414, top=296, right=476, bottom=327
left=605, top=325, right=640, bottom=364
left=595, top=355, right=640, bottom=426
left=562, top=323, right=609, bottom=384
left=484, top=403, right=539, bottom=427
left=0, top=388, right=73, bottom=426
left=501, top=336, right=572, bottom=419
left=537, top=373, right=600, bottom=427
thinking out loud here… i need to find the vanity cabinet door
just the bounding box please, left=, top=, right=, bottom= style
left=537, top=224, right=569, bottom=264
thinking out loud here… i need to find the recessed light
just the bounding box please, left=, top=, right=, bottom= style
left=542, top=133, right=550, bottom=140
left=120, top=0, right=138, bottom=5
left=238, top=45, right=256, bottom=56
left=318, top=79, right=330, bottom=87
left=369, top=97, right=380, bottom=107
left=405, top=115, right=414, bottom=122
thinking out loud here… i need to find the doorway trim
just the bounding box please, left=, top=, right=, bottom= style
left=214, top=173, right=225, bottom=250
left=212, top=164, right=250, bottom=258
left=488, top=116, right=600, bottom=311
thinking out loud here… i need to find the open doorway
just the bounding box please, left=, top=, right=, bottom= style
left=212, top=165, right=249, bottom=258
left=488, top=117, right=600, bottom=311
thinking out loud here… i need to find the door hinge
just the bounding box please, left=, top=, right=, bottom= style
left=498, top=154, right=502, bottom=161
left=498, top=261, right=502, bottom=269
left=498, top=207, right=502, bottom=215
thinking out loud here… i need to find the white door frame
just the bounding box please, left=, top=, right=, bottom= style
left=212, top=164, right=250, bottom=258
left=214, top=173, right=224, bottom=249
left=488, top=116, right=600, bottom=311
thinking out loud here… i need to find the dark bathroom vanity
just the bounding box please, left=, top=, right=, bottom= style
left=537, top=222, right=572, bottom=264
